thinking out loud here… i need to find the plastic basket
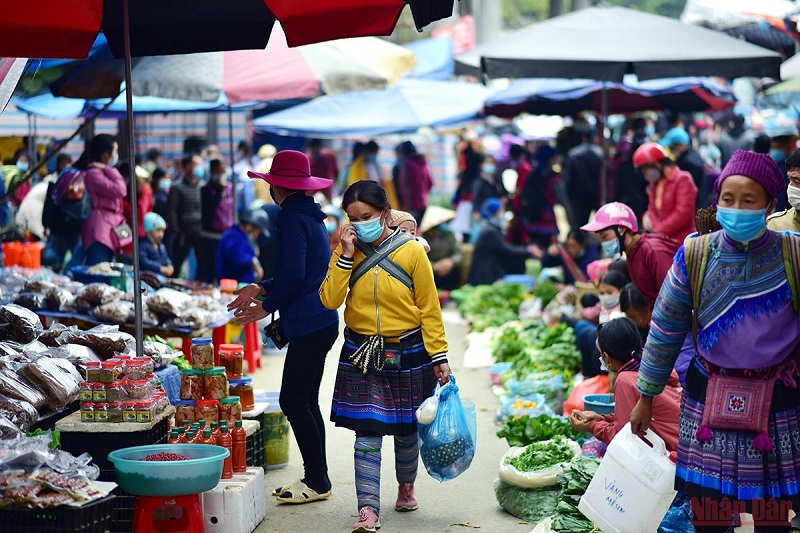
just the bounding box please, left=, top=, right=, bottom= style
left=0, top=495, right=114, bottom=533
left=582, top=394, right=615, bottom=415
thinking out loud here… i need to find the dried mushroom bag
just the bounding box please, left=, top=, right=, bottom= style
left=0, top=304, right=44, bottom=344
left=0, top=369, right=46, bottom=410
left=0, top=397, right=38, bottom=431
left=18, top=358, right=80, bottom=410
left=51, top=344, right=101, bottom=368
left=143, top=341, right=180, bottom=368
left=58, top=325, right=135, bottom=359
left=39, top=323, right=76, bottom=348
left=13, top=292, right=46, bottom=312
left=92, top=301, right=134, bottom=324
left=73, top=283, right=124, bottom=313
left=44, top=288, right=75, bottom=312
left=130, top=299, right=159, bottom=326
left=23, top=280, right=56, bottom=294
left=168, top=308, right=209, bottom=329
left=147, top=288, right=193, bottom=318
left=0, top=341, right=24, bottom=358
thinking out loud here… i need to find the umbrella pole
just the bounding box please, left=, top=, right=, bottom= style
left=228, top=105, right=238, bottom=224
left=600, top=82, right=609, bottom=205
left=123, top=0, right=144, bottom=359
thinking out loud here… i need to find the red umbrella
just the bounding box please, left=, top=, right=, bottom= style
left=1, top=0, right=456, bottom=59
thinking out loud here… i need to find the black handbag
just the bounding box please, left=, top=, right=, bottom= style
left=264, top=314, right=288, bottom=349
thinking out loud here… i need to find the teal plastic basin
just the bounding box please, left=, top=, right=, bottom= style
left=108, top=444, right=229, bottom=496
left=582, top=394, right=615, bottom=415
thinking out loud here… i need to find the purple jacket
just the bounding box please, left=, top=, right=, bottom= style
left=82, top=166, right=127, bottom=252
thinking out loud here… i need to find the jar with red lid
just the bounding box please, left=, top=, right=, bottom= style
left=107, top=402, right=123, bottom=423
left=136, top=400, right=155, bottom=423
left=80, top=402, right=94, bottom=423
left=195, top=399, right=219, bottom=424
left=94, top=403, right=109, bottom=423
left=153, top=392, right=168, bottom=413
left=180, top=369, right=204, bottom=400
left=203, top=367, right=229, bottom=400
left=91, top=382, right=107, bottom=403
left=123, top=378, right=155, bottom=400
left=79, top=381, right=93, bottom=402
left=174, top=400, right=196, bottom=424
left=122, top=401, right=138, bottom=423
left=219, top=396, right=242, bottom=426
left=105, top=381, right=126, bottom=402
left=219, top=344, right=244, bottom=380
left=125, top=358, right=151, bottom=380
left=99, top=361, right=122, bottom=383
left=85, top=361, right=102, bottom=382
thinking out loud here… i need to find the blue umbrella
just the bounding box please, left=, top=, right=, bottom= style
left=253, top=79, right=488, bottom=138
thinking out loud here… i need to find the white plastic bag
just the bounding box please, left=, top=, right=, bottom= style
left=498, top=439, right=581, bottom=488
left=416, top=383, right=441, bottom=425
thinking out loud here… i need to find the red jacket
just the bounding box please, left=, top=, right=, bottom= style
left=398, top=155, right=432, bottom=212
left=643, top=166, right=697, bottom=242
left=590, top=366, right=682, bottom=452
left=627, top=232, right=680, bottom=308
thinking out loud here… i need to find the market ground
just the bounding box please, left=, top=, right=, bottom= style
left=250, top=308, right=533, bottom=533
left=249, top=309, right=756, bottom=533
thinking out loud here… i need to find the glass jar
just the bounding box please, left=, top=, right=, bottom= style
left=79, top=381, right=93, bottom=402
left=180, top=369, right=204, bottom=400
left=136, top=400, right=154, bottom=423
left=191, top=337, right=215, bottom=370
left=219, top=396, right=242, bottom=426
left=174, top=400, right=196, bottom=424
left=94, top=402, right=109, bottom=423
left=125, top=359, right=150, bottom=380
left=219, top=344, right=244, bottom=380
left=203, top=367, right=229, bottom=400
left=123, top=378, right=155, bottom=400
left=91, top=382, right=107, bottom=403
left=105, top=381, right=127, bottom=402
left=99, top=361, right=122, bottom=383
left=107, top=402, right=123, bottom=423
left=80, top=402, right=94, bottom=423
left=153, top=392, right=168, bottom=413
left=122, top=400, right=138, bottom=423
left=195, top=399, right=219, bottom=424
left=85, top=361, right=102, bottom=382
left=108, top=357, right=128, bottom=376
left=228, top=378, right=255, bottom=411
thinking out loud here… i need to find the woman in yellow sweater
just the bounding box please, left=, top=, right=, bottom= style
left=320, top=179, right=450, bottom=533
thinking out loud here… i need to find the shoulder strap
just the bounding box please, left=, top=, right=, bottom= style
left=350, top=233, right=414, bottom=289
left=781, top=233, right=800, bottom=314
left=684, top=234, right=712, bottom=346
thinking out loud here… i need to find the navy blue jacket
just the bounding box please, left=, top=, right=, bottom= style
left=216, top=226, right=257, bottom=283
left=138, top=236, right=172, bottom=273
left=258, top=194, right=338, bottom=340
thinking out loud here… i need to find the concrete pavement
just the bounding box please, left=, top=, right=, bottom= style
left=252, top=308, right=531, bottom=533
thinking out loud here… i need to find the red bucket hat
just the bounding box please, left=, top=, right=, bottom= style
left=247, top=150, right=332, bottom=191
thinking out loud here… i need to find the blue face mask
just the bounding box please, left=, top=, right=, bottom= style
left=770, top=149, right=786, bottom=165
left=482, top=164, right=496, bottom=175
left=108, top=154, right=119, bottom=167
left=601, top=238, right=620, bottom=258
left=16, top=161, right=28, bottom=172
left=352, top=216, right=384, bottom=243
left=325, top=221, right=338, bottom=234
left=158, top=179, right=171, bottom=192
left=716, top=205, right=767, bottom=243
left=192, top=166, right=204, bottom=179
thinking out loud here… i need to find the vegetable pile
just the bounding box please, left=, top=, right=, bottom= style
left=493, top=322, right=581, bottom=378
left=450, top=283, right=527, bottom=332
left=505, top=438, right=575, bottom=472
left=551, top=457, right=602, bottom=533
left=497, top=413, right=585, bottom=448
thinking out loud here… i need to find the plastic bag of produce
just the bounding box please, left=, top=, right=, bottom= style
left=18, top=358, right=80, bottom=410
left=493, top=478, right=560, bottom=523
left=498, top=393, right=552, bottom=419
left=498, top=438, right=581, bottom=488
left=506, top=373, right=564, bottom=413
left=147, top=288, right=193, bottom=319
left=0, top=304, right=43, bottom=344
left=44, top=287, right=75, bottom=312
left=415, top=384, right=440, bottom=425
left=13, top=292, right=46, bottom=311
left=0, top=369, right=47, bottom=410
left=91, top=300, right=134, bottom=324
left=39, top=323, right=76, bottom=348
left=73, top=283, right=124, bottom=313
left=57, top=324, right=135, bottom=359
left=0, top=397, right=39, bottom=431
left=418, top=375, right=476, bottom=482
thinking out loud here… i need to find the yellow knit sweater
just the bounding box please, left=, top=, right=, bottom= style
left=319, top=233, right=448, bottom=363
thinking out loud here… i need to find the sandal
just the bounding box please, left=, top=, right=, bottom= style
left=275, top=480, right=331, bottom=504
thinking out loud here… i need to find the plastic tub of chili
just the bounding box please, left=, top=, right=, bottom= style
left=108, top=444, right=229, bottom=496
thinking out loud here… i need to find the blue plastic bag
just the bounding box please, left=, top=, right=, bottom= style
left=658, top=493, right=696, bottom=533
left=418, top=375, right=477, bottom=482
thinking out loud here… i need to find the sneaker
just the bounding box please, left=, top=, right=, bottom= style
left=352, top=506, right=381, bottom=532
left=395, top=483, right=418, bottom=512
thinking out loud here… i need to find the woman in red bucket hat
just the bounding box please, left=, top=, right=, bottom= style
left=228, top=150, right=340, bottom=505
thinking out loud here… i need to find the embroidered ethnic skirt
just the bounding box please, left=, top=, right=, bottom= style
left=676, top=357, right=800, bottom=510
left=331, top=327, right=436, bottom=436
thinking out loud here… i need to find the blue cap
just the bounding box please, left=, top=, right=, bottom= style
left=191, top=337, right=212, bottom=346
left=480, top=198, right=503, bottom=220
left=658, top=128, right=690, bottom=148
left=143, top=212, right=166, bottom=233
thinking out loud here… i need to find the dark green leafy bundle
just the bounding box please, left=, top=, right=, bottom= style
left=494, top=478, right=561, bottom=523
left=506, top=438, right=575, bottom=472
left=551, top=457, right=601, bottom=533
left=451, top=283, right=528, bottom=332
left=497, top=414, right=585, bottom=447
left=532, top=279, right=559, bottom=307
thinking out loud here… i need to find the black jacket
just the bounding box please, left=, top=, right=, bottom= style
left=468, top=222, right=530, bottom=286
left=167, top=177, right=202, bottom=236
left=676, top=148, right=709, bottom=208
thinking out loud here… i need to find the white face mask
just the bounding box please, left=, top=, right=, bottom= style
left=788, top=185, right=800, bottom=210
left=599, top=293, right=620, bottom=310
left=598, top=353, right=610, bottom=372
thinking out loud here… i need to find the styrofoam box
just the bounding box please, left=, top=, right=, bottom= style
left=202, top=467, right=266, bottom=533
